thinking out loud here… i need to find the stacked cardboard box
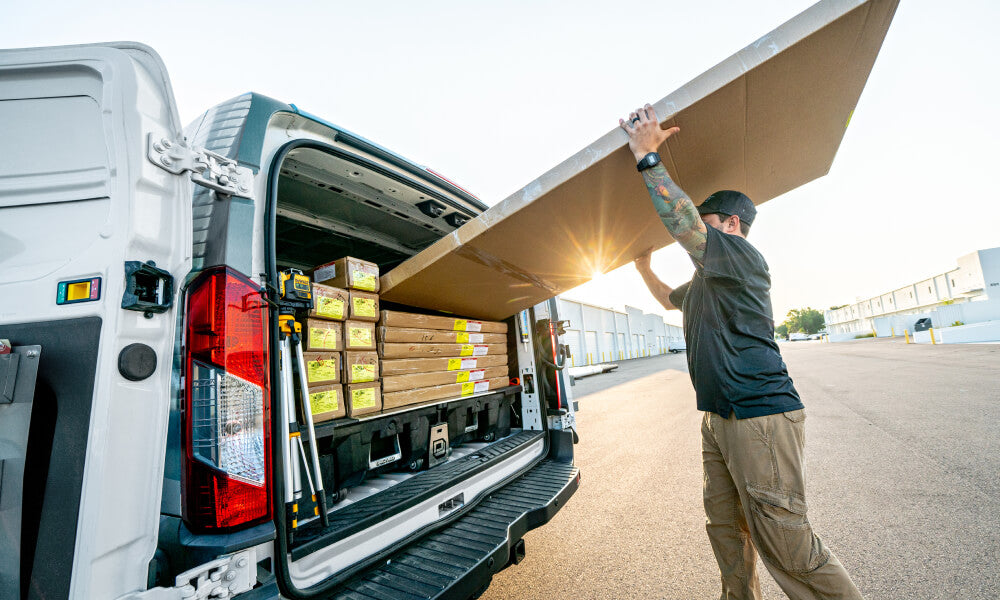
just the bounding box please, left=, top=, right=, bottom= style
left=314, top=256, right=382, bottom=418
left=378, top=310, right=510, bottom=411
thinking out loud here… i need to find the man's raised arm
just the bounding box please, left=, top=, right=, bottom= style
left=619, top=104, right=707, bottom=261
left=634, top=252, right=678, bottom=311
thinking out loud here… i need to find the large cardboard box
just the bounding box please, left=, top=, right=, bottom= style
left=343, top=320, right=376, bottom=351
left=313, top=256, right=380, bottom=293
left=343, top=351, right=379, bottom=384
left=346, top=381, right=382, bottom=417
left=309, top=283, right=349, bottom=321
left=378, top=310, right=507, bottom=333
left=348, top=290, right=379, bottom=322
left=382, top=376, right=509, bottom=411
left=379, top=342, right=506, bottom=359
left=382, top=365, right=509, bottom=394
left=380, top=355, right=508, bottom=376
left=305, top=384, right=345, bottom=422
left=377, top=0, right=900, bottom=320
left=302, top=351, right=341, bottom=386
left=302, top=318, right=342, bottom=351
left=377, top=327, right=506, bottom=345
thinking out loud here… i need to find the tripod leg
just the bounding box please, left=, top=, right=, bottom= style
left=280, top=338, right=302, bottom=531
left=292, top=335, right=330, bottom=527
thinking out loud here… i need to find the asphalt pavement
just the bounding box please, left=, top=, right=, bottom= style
left=480, top=338, right=1000, bottom=599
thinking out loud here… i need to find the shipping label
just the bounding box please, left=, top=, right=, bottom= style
left=310, top=390, right=340, bottom=414
left=461, top=381, right=491, bottom=396
left=447, top=358, right=478, bottom=370
left=453, top=319, right=467, bottom=331
left=456, top=369, right=485, bottom=383
left=307, top=358, right=339, bottom=382
left=352, top=270, right=378, bottom=291
left=309, top=326, right=338, bottom=350
left=353, top=297, right=377, bottom=318
left=459, top=344, right=473, bottom=357
left=455, top=332, right=469, bottom=343
left=313, top=264, right=336, bottom=282
left=466, top=320, right=483, bottom=332
left=352, top=387, right=377, bottom=409
left=316, top=296, right=345, bottom=320
left=349, top=326, right=373, bottom=347
left=472, top=345, right=488, bottom=357
left=351, top=364, right=376, bottom=383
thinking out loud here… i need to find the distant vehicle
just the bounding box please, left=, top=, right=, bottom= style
left=789, top=332, right=809, bottom=341
left=669, top=340, right=687, bottom=353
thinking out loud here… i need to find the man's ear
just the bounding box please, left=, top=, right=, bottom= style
left=727, top=215, right=740, bottom=234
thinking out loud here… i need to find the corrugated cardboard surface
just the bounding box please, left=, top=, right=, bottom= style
left=378, top=310, right=508, bottom=333
left=307, top=384, right=345, bottom=422
left=379, top=342, right=507, bottom=359
left=302, top=351, right=341, bottom=386
left=382, top=376, right=510, bottom=411
left=302, top=318, right=342, bottom=351
left=348, top=290, right=379, bottom=322
left=379, top=0, right=898, bottom=320
left=343, top=351, right=379, bottom=384
left=346, top=381, right=382, bottom=417
left=382, top=365, right=509, bottom=393
left=377, top=327, right=507, bottom=345
left=343, top=320, right=376, bottom=350
left=380, top=354, right=508, bottom=376
left=309, top=283, right=348, bottom=321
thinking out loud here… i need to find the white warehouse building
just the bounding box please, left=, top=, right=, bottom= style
left=555, top=297, right=683, bottom=366
left=825, top=246, right=1000, bottom=338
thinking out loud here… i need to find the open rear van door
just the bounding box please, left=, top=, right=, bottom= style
left=0, top=42, right=211, bottom=599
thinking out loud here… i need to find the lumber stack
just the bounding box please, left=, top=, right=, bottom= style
left=378, top=310, right=510, bottom=411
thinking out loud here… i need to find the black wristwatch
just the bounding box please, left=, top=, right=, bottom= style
left=636, top=152, right=661, bottom=172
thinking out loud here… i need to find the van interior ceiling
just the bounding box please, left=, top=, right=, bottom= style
left=275, top=146, right=476, bottom=275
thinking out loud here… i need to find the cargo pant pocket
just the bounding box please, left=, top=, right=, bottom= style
left=746, top=484, right=828, bottom=574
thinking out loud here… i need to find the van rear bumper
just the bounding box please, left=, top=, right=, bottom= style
left=247, top=455, right=579, bottom=600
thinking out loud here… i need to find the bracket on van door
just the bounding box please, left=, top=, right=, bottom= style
left=122, top=260, right=174, bottom=315
left=147, top=133, right=255, bottom=199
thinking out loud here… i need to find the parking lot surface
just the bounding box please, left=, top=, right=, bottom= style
left=481, top=339, right=1000, bottom=599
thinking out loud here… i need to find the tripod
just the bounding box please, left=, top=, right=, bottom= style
left=278, top=311, right=330, bottom=530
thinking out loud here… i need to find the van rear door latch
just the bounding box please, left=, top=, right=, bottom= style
left=122, top=261, right=174, bottom=316
left=147, top=133, right=254, bottom=199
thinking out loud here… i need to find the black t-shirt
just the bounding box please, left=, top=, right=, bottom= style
left=669, top=226, right=802, bottom=418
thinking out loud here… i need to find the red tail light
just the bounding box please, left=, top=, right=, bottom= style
left=183, top=267, right=272, bottom=531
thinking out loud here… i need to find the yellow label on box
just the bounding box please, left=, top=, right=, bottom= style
left=459, top=344, right=474, bottom=357
left=351, top=364, right=376, bottom=383
left=307, top=359, right=339, bottom=382
left=349, top=326, right=372, bottom=347
left=447, top=358, right=477, bottom=370
left=453, top=319, right=467, bottom=331
left=455, top=332, right=469, bottom=343
left=352, top=270, right=377, bottom=292
left=456, top=371, right=470, bottom=383
left=353, top=297, right=376, bottom=318
left=316, top=297, right=345, bottom=320
left=309, top=327, right=338, bottom=350
left=352, top=387, right=377, bottom=409
left=310, top=390, right=340, bottom=414
left=461, top=382, right=475, bottom=396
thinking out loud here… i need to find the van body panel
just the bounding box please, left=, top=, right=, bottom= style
left=0, top=43, right=191, bottom=599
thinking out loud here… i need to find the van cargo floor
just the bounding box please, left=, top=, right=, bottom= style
left=330, top=458, right=579, bottom=600
left=290, top=429, right=546, bottom=559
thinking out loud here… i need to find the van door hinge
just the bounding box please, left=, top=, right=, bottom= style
left=147, top=133, right=254, bottom=199
left=118, top=549, right=255, bottom=600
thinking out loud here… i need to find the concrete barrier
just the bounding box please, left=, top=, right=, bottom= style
left=912, top=320, right=1000, bottom=344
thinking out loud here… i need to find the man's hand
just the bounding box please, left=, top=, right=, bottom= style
left=619, top=104, right=680, bottom=162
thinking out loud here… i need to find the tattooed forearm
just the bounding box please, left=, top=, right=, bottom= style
left=642, top=164, right=707, bottom=260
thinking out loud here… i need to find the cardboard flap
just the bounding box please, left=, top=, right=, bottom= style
left=380, top=0, right=899, bottom=320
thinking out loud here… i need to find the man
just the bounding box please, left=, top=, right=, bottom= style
left=620, top=104, right=862, bottom=600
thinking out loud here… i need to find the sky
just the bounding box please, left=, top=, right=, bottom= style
left=4, top=0, right=998, bottom=327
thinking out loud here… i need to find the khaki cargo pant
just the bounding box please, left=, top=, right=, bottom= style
left=702, top=409, right=862, bottom=600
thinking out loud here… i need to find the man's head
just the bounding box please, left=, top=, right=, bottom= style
left=697, top=190, right=755, bottom=237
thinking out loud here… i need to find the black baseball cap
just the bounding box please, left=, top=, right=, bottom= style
left=697, top=190, right=756, bottom=226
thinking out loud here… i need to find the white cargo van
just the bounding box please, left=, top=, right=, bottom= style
left=0, top=42, right=579, bottom=600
